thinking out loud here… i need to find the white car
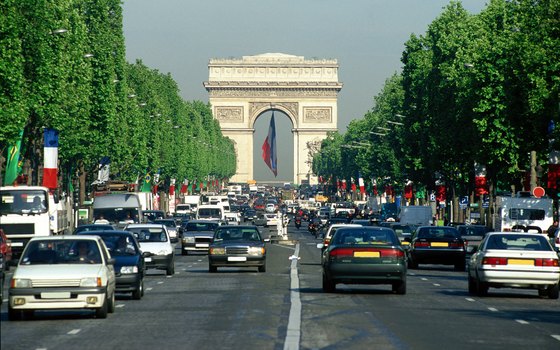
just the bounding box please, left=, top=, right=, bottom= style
left=8, top=235, right=117, bottom=320
left=318, top=224, right=362, bottom=262
left=125, top=224, right=175, bottom=275
left=265, top=203, right=277, bottom=213
left=468, top=232, right=560, bottom=299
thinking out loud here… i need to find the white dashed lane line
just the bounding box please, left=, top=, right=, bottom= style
left=146, top=287, right=153, bottom=291
left=433, top=283, right=441, bottom=287
left=67, top=329, right=81, bottom=335
left=488, top=307, right=498, bottom=312
left=421, top=278, right=428, bottom=281
left=157, top=281, right=164, bottom=284
left=551, top=335, right=560, bottom=342
left=515, top=319, right=529, bottom=325
left=116, top=304, right=125, bottom=308
left=465, top=298, right=475, bottom=302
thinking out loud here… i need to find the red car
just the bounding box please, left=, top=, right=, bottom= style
left=0, top=229, right=13, bottom=270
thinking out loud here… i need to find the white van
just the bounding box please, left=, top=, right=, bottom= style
left=196, top=204, right=225, bottom=221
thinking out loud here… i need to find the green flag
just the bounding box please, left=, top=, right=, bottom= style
left=3, top=131, right=23, bottom=185
left=141, top=173, right=151, bottom=192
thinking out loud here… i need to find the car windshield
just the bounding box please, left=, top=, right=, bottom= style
left=20, top=239, right=102, bottom=265
left=127, top=227, right=168, bottom=242
left=75, top=225, right=113, bottom=233
left=333, top=229, right=397, bottom=245
left=0, top=189, right=48, bottom=214
left=99, top=234, right=138, bottom=256
left=214, top=228, right=261, bottom=242
left=186, top=222, right=219, bottom=231
left=485, top=234, right=552, bottom=251
left=417, top=227, right=460, bottom=239
left=154, top=220, right=175, bottom=228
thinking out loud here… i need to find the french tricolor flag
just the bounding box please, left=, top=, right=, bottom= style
left=42, top=128, right=59, bottom=189
left=261, top=112, right=278, bottom=176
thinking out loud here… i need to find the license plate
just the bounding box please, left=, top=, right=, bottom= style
left=354, top=251, right=380, bottom=258
left=195, top=243, right=209, bottom=248
left=431, top=242, right=448, bottom=247
left=11, top=242, right=24, bottom=247
left=41, top=292, right=70, bottom=299
left=145, top=257, right=152, bottom=262
left=508, top=259, right=533, bottom=265
left=228, top=256, right=247, bottom=262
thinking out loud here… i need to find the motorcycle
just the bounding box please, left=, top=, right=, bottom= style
left=295, top=216, right=302, bottom=229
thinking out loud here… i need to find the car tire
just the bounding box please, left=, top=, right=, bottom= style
left=166, top=263, right=175, bottom=276
left=454, top=260, right=466, bottom=271
left=407, top=256, right=418, bottom=269
left=476, top=279, right=488, bottom=296
left=547, top=283, right=559, bottom=300
left=392, top=280, right=406, bottom=295
left=181, top=247, right=188, bottom=256
left=322, top=273, right=335, bottom=293
left=95, top=297, right=108, bottom=319
left=8, top=306, right=22, bottom=321
left=132, top=280, right=143, bottom=300
left=108, top=292, right=115, bottom=313
left=209, top=265, right=217, bottom=273
left=468, top=275, right=477, bottom=295
left=258, top=264, right=266, bottom=273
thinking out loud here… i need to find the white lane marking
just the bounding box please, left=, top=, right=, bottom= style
left=116, top=304, right=125, bottom=308
left=67, top=329, right=81, bottom=335
left=408, top=272, right=416, bottom=276
left=157, top=281, right=164, bottom=284
left=433, top=283, right=441, bottom=286
left=187, top=265, right=193, bottom=268
left=284, top=243, right=301, bottom=350
left=515, top=319, right=529, bottom=325
left=551, top=335, right=560, bottom=342
left=488, top=307, right=498, bottom=312
left=175, top=272, right=180, bottom=275
left=465, top=298, right=475, bottom=302
left=273, top=244, right=297, bottom=251
left=146, top=287, right=153, bottom=291
left=166, top=275, right=173, bottom=278
left=421, top=278, right=428, bottom=281
left=197, top=259, right=203, bottom=262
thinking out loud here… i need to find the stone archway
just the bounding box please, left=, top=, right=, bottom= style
left=204, top=53, right=342, bottom=185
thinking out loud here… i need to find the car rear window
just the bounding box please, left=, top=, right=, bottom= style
left=214, top=228, right=261, bottom=241
left=332, top=229, right=397, bottom=245
left=127, top=228, right=167, bottom=242
left=485, top=234, right=551, bottom=251
left=417, top=227, right=459, bottom=239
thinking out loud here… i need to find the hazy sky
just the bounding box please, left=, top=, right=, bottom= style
left=122, top=0, right=488, bottom=182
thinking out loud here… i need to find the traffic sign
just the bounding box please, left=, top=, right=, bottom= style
left=532, top=186, right=545, bottom=198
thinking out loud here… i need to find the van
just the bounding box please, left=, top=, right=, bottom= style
left=196, top=204, right=225, bottom=221
left=93, top=193, right=142, bottom=228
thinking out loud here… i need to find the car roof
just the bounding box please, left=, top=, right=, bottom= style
left=76, top=230, right=133, bottom=236
left=125, top=224, right=166, bottom=228
left=28, top=235, right=101, bottom=242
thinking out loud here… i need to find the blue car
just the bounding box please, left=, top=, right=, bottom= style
left=77, top=230, right=147, bottom=299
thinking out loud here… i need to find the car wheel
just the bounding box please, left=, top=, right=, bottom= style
left=132, top=280, right=143, bottom=300
left=322, top=273, right=335, bottom=293
left=392, top=280, right=406, bottom=295
left=407, top=256, right=418, bottom=269
left=476, top=280, right=488, bottom=296
left=108, top=292, right=115, bottom=313
left=166, top=263, right=175, bottom=276
left=8, top=306, right=22, bottom=321
left=181, top=248, right=188, bottom=256
left=258, top=264, right=266, bottom=273
left=547, top=284, right=559, bottom=300
left=95, top=297, right=108, bottom=319
left=209, top=265, right=217, bottom=273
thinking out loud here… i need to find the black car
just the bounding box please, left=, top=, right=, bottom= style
left=73, top=224, right=115, bottom=234
left=208, top=225, right=268, bottom=272
left=408, top=226, right=466, bottom=270
left=243, top=209, right=258, bottom=222
left=77, top=230, right=147, bottom=299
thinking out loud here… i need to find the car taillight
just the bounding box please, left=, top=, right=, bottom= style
left=377, top=248, right=405, bottom=258
left=414, top=241, right=430, bottom=248
left=535, top=258, right=559, bottom=267
left=329, top=248, right=354, bottom=257
left=324, top=238, right=331, bottom=246
left=449, top=242, right=464, bottom=248
left=503, top=228, right=512, bottom=232
left=482, top=257, right=508, bottom=265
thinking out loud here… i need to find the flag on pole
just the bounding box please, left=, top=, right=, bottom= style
left=141, top=172, right=151, bottom=192
left=3, top=130, right=23, bottom=185
left=261, top=112, right=278, bottom=176
left=97, top=156, right=111, bottom=183
left=42, top=128, right=59, bottom=189
left=358, top=174, right=365, bottom=194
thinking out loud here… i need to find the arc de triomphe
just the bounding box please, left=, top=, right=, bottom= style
left=204, top=53, right=342, bottom=185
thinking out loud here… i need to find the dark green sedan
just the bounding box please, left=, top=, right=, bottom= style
left=318, top=226, right=407, bottom=294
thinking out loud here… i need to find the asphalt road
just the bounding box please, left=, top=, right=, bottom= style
left=1, top=222, right=559, bottom=350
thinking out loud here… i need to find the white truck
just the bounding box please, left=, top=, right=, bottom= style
left=493, top=195, right=553, bottom=234
left=0, top=186, right=71, bottom=258
left=398, top=205, right=433, bottom=226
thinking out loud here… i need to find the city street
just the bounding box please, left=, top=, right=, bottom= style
left=1, top=224, right=559, bottom=350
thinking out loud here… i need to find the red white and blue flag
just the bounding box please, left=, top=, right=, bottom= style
left=261, top=112, right=278, bottom=176
left=42, top=128, right=59, bottom=189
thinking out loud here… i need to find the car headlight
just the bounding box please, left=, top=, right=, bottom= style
left=80, top=277, right=102, bottom=287
left=11, top=278, right=32, bottom=288
left=183, top=237, right=195, bottom=243
left=120, top=265, right=139, bottom=274
left=248, top=247, right=265, bottom=256
left=209, top=247, right=225, bottom=255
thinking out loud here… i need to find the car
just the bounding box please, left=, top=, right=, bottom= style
left=224, top=212, right=241, bottom=225
left=1, top=228, right=13, bottom=270
left=73, top=224, right=115, bottom=235
left=408, top=226, right=466, bottom=271
left=265, top=203, right=277, bottom=213
left=124, top=224, right=175, bottom=275
left=387, top=223, right=415, bottom=251
left=181, top=220, right=221, bottom=255
left=349, top=219, right=376, bottom=226
left=77, top=230, right=146, bottom=300
left=243, top=209, right=258, bottom=222
left=142, top=210, right=166, bottom=223
left=318, top=226, right=407, bottom=294
left=468, top=232, right=560, bottom=299
left=553, top=228, right=560, bottom=249
left=8, top=235, right=116, bottom=320
left=456, top=225, right=492, bottom=254
left=208, top=225, right=268, bottom=272
left=153, top=219, right=179, bottom=243
left=0, top=252, right=5, bottom=304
